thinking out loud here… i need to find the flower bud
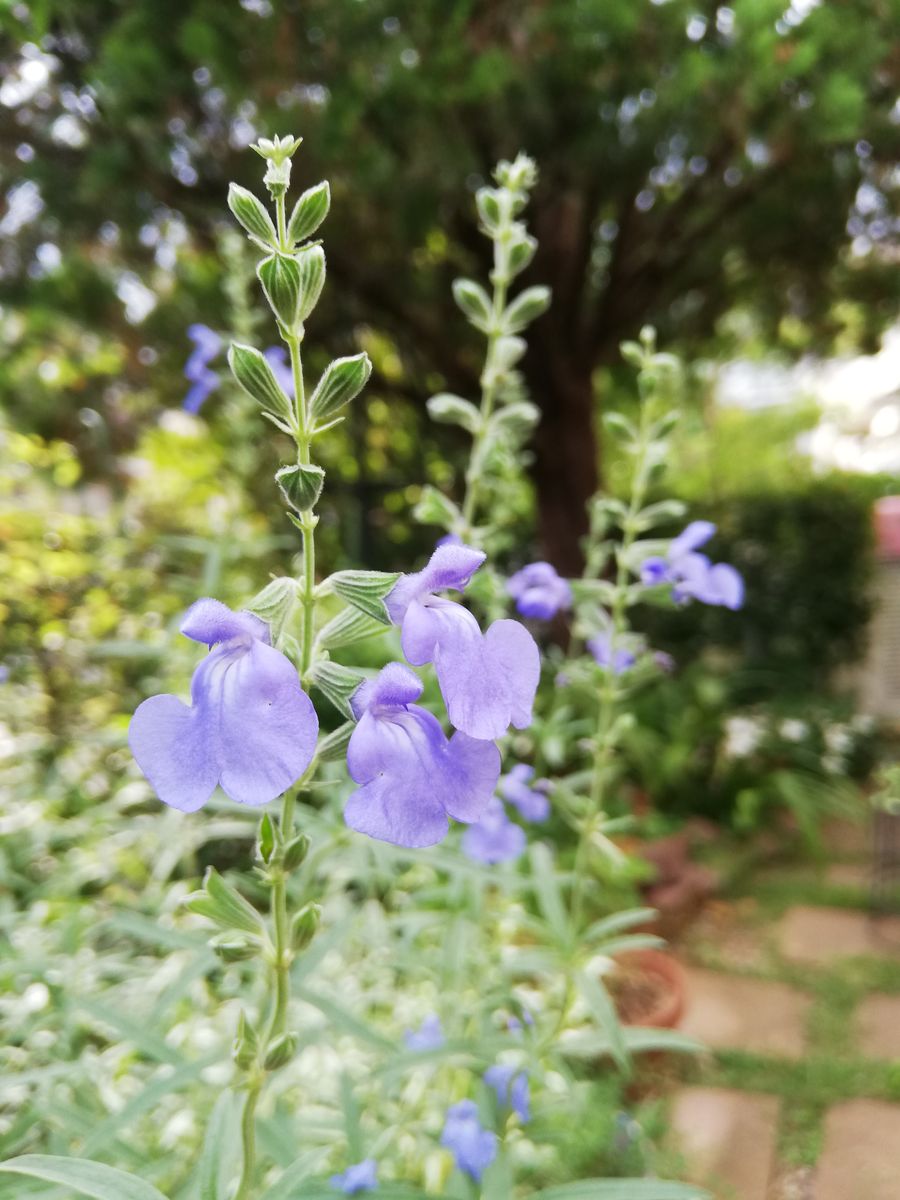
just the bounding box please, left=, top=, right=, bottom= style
left=212, top=935, right=259, bottom=963
left=258, top=254, right=303, bottom=330
left=248, top=578, right=297, bottom=644
left=283, top=832, right=311, bottom=871
left=232, top=1010, right=259, bottom=1070
left=276, top=463, right=325, bottom=513
left=256, top=811, right=276, bottom=864
left=291, top=902, right=321, bottom=951
left=263, top=1031, right=298, bottom=1071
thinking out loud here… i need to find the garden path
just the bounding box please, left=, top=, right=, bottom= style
left=657, top=809, right=900, bottom=1200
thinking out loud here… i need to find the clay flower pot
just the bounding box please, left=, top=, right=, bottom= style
left=608, top=948, right=686, bottom=1029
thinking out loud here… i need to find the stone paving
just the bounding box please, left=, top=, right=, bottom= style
left=678, top=967, right=810, bottom=1060
left=815, top=1100, right=900, bottom=1200
left=669, top=1087, right=779, bottom=1200
left=778, top=904, right=900, bottom=964
left=671, top=892, right=900, bottom=1198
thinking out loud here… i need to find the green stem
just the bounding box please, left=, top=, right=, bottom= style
left=234, top=1084, right=261, bottom=1200
left=570, top=401, right=655, bottom=932
left=461, top=239, right=509, bottom=536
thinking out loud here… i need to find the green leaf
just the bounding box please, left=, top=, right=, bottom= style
left=257, top=1149, right=331, bottom=1200
left=328, top=569, right=399, bottom=623
left=502, top=285, right=551, bottom=332
left=528, top=843, right=571, bottom=947
left=577, top=970, right=630, bottom=1075
left=0, top=1155, right=170, bottom=1200
left=475, top=186, right=504, bottom=232
left=412, top=484, right=461, bottom=531
left=295, top=244, right=326, bottom=321
left=276, top=463, right=325, bottom=513
left=489, top=401, right=540, bottom=438
left=199, top=1090, right=241, bottom=1200
left=257, top=253, right=303, bottom=330
left=317, top=605, right=390, bottom=650
left=602, top=411, right=638, bottom=443
left=309, top=353, right=372, bottom=424
left=308, top=660, right=365, bottom=719
left=452, top=277, right=493, bottom=331
left=185, top=867, right=263, bottom=936
left=227, top=183, right=277, bottom=246
left=288, top=180, right=331, bottom=243
left=426, top=392, right=481, bottom=433
left=315, top=720, right=354, bottom=762
left=507, top=230, right=537, bottom=276
left=228, top=343, right=295, bottom=427
left=247, top=577, right=296, bottom=643
left=583, top=907, right=658, bottom=943
left=532, top=1181, right=711, bottom=1200
left=294, top=985, right=396, bottom=1051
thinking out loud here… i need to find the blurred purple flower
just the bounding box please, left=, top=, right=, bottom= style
left=508, top=1008, right=535, bottom=1034
left=129, top=599, right=317, bottom=811
left=641, top=521, right=743, bottom=610
left=461, top=797, right=526, bottom=865
left=329, top=1159, right=378, bottom=1194
left=183, top=323, right=222, bottom=413
left=344, top=663, right=500, bottom=849
left=588, top=632, right=635, bottom=675
left=653, top=650, right=676, bottom=673
left=440, top=1101, right=497, bottom=1182
left=500, top=764, right=551, bottom=823
left=263, top=345, right=296, bottom=398
left=484, top=1064, right=530, bottom=1122
left=386, top=543, right=540, bottom=741
left=404, top=1013, right=445, bottom=1052
left=507, top=561, right=572, bottom=620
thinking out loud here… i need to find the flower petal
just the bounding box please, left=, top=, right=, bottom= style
left=385, top=543, right=485, bottom=623
left=180, top=598, right=269, bottom=647
left=196, top=640, right=317, bottom=806
left=437, top=618, right=540, bottom=740
left=442, top=732, right=501, bottom=823
left=670, top=520, right=716, bottom=558
left=399, top=597, right=480, bottom=666
left=128, top=694, right=220, bottom=812
left=707, top=562, right=744, bottom=610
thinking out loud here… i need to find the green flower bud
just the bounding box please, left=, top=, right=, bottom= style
left=291, top=902, right=321, bottom=951
left=232, top=1010, right=259, bottom=1070
left=284, top=832, right=311, bottom=872
left=263, top=1031, right=299, bottom=1071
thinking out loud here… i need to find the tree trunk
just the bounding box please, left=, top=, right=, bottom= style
left=524, top=343, right=598, bottom=576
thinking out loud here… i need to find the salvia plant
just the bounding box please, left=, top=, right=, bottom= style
left=0, top=138, right=731, bottom=1200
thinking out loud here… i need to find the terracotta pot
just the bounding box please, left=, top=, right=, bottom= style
left=609, top=948, right=686, bottom=1029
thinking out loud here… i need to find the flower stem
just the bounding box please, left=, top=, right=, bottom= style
left=460, top=244, right=508, bottom=537
left=234, top=1083, right=261, bottom=1200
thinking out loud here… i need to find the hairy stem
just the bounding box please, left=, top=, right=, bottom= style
left=234, top=1084, right=261, bottom=1200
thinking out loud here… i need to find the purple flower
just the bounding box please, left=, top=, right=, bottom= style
left=386, top=544, right=540, bottom=741
left=129, top=599, right=317, bottom=811
left=263, top=345, right=296, bottom=398
left=330, top=1159, right=377, bottom=1194
left=507, top=561, right=572, bottom=620
left=461, top=797, right=527, bottom=864
left=641, top=521, right=743, bottom=610
left=588, top=632, right=635, bottom=675
left=404, top=1013, right=445, bottom=1052
left=499, top=764, right=551, bottom=823
left=484, top=1064, right=530, bottom=1123
left=183, top=323, right=222, bottom=413
left=344, top=663, right=500, bottom=849
left=508, top=1008, right=534, bottom=1034
left=653, top=650, right=676, bottom=673
left=440, top=1101, right=497, bottom=1182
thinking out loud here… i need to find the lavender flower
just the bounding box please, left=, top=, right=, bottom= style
left=329, top=1160, right=378, bottom=1194
left=641, top=521, right=743, bottom=610
left=499, top=764, right=551, bottom=822
left=507, top=561, right=572, bottom=620
left=386, top=543, right=540, bottom=741
left=404, top=1013, right=445, bottom=1052
left=183, top=323, right=222, bottom=413
left=587, top=632, right=635, bottom=675
left=129, top=599, right=317, bottom=810
left=344, top=663, right=500, bottom=848
left=461, top=797, right=526, bottom=864
left=440, top=1101, right=497, bottom=1182
left=484, top=1064, right=530, bottom=1122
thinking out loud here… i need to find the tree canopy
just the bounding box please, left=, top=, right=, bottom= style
left=2, top=0, right=898, bottom=567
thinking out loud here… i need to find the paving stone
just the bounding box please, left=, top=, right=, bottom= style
left=816, top=1099, right=900, bottom=1200
left=678, top=967, right=810, bottom=1059
left=778, top=905, right=900, bottom=964
left=670, top=1087, right=779, bottom=1200
left=855, top=992, right=900, bottom=1059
